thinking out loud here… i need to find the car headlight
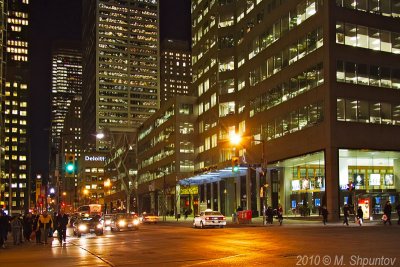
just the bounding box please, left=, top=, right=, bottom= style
left=118, top=220, right=126, bottom=226
left=133, top=219, right=139, bottom=225
left=105, top=219, right=111, bottom=225
left=78, top=224, right=87, bottom=231
left=97, top=224, right=103, bottom=229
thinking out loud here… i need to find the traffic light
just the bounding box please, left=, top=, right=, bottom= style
left=65, top=153, right=75, bottom=176
left=348, top=182, right=354, bottom=192
left=232, top=156, right=240, bottom=173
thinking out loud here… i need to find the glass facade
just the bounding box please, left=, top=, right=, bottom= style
left=336, top=22, right=400, bottom=54
left=339, top=149, right=400, bottom=219
left=250, top=63, right=324, bottom=117
left=269, top=151, right=325, bottom=216
left=337, top=98, right=400, bottom=125
left=336, top=0, right=400, bottom=18
left=263, top=101, right=324, bottom=140
left=249, top=27, right=323, bottom=86
left=337, top=60, right=400, bottom=89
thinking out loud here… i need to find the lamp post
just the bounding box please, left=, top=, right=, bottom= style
left=104, top=178, right=111, bottom=214
left=229, top=133, right=268, bottom=224
left=158, top=170, right=167, bottom=222
left=83, top=189, right=89, bottom=205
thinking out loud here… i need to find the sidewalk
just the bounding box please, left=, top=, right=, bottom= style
left=158, top=215, right=390, bottom=227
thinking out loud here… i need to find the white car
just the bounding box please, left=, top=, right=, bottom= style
left=193, top=209, right=226, bottom=228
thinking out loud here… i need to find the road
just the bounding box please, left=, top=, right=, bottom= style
left=0, top=222, right=399, bottom=267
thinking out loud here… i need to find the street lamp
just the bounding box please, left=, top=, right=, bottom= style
left=155, top=169, right=167, bottom=222
left=229, top=133, right=268, bottom=224
left=104, top=179, right=111, bottom=214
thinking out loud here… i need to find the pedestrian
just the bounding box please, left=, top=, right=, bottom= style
left=56, top=210, right=69, bottom=243
left=343, top=204, right=350, bottom=226
left=383, top=201, right=392, bottom=226
left=37, top=211, right=54, bottom=244
left=266, top=206, right=274, bottom=224
left=277, top=205, right=283, bottom=226
left=33, top=214, right=41, bottom=244
left=11, top=215, right=22, bottom=245
left=396, top=203, right=400, bottom=225
left=22, top=212, right=33, bottom=242
left=357, top=206, right=363, bottom=226
left=0, top=210, right=9, bottom=248
left=321, top=205, right=328, bottom=225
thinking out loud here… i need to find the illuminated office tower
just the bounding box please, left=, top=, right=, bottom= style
left=61, top=95, right=82, bottom=208
left=82, top=0, right=160, bottom=151
left=3, top=0, right=29, bottom=212
left=0, top=0, right=5, bottom=209
left=50, top=41, right=82, bottom=152
left=160, top=39, right=191, bottom=106
left=189, top=0, right=400, bottom=220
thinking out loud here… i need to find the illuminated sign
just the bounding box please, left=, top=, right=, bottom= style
left=292, top=180, right=300, bottom=191
left=369, top=174, right=381, bottom=186
left=84, top=156, right=106, bottom=162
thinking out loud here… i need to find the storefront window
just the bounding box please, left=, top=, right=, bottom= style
left=339, top=149, right=400, bottom=218
left=269, top=151, right=325, bottom=216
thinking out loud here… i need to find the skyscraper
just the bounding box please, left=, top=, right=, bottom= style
left=160, top=39, right=191, bottom=106
left=0, top=0, right=6, bottom=210
left=81, top=0, right=160, bottom=151
left=3, top=0, right=30, bottom=212
left=50, top=41, right=82, bottom=152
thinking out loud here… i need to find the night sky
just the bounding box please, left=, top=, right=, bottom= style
left=29, top=0, right=191, bottom=180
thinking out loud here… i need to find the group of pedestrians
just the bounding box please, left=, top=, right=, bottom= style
left=0, top=209, right=70, bottom=249
left=341, top=200, right=399, bottom=226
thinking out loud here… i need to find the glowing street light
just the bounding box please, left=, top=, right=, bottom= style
left=229, top=133, right=242, bottom=146
left=96, top=132, right=105, bottom=140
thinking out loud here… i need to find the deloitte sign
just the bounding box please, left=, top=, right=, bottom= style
left=84, top=156, right=106, bottom=162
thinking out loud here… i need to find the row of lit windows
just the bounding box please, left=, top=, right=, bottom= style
left=4, top=101, right=27, bottom=107
left=336, top=22, right=400, bottom=54
left=7, top=18, right=28, bottom=25
left=249, top=27, right=323, bottom=86
left=5, top=128, right=27, bottom=133
left=11, top=55, right=28, bottom=61
left=10, top=25, right=25, bottom=32
left=5, top=82, right=27, bottom=89
left=4, top=110, right=27, bottom=116
left=248, top=0, right=321, bottom=61
left=250, top=63, right=324, bottom=117
left=12, top=11, right=28, bottom=18
left=7, top=47, right=28, bottom=54
left=263, top=101, right=324, bottom=141
left=337, top=98, right=400, bottom=125
left=336, top=0, right=400, bottom=18
left=7, top=40, right=28, bottom=47
left=337, top=60, right=400, bottom=89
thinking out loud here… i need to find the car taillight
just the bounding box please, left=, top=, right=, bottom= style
left=222, top=216, right=226, bottom=220
left=205, top=217, right=210, bottom=220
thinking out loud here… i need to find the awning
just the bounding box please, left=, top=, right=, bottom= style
left=179, top=166, right=248, bottom=185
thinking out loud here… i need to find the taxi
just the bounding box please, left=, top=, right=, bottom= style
left=193, top=209, right=226, bottom=229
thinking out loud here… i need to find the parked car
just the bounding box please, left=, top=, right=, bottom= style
left=110, top=213, right=140, bottom=231
left=141, top=212, right=159, bottom=224
left=193, top=209, right=226, bottom=229
left=73, top=215, right=104, bottom=237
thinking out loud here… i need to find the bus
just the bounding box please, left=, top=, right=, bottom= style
left=76, top=204, right=102, bottom=217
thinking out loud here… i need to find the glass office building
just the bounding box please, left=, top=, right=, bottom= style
left=187, top=0, right=400, bottom=220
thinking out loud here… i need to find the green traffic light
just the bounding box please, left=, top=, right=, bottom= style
left=66, top=163, right=74, bottom=173
left=233, top=166, right=239, bottom=172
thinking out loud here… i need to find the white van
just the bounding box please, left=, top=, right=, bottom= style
left=77, top=204, right=102, bottom=217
